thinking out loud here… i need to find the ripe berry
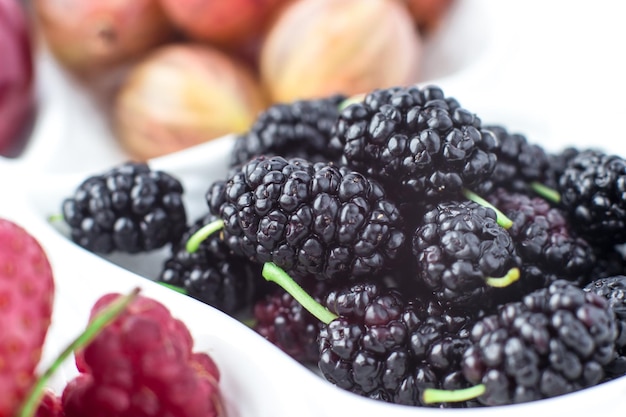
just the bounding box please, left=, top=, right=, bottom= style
left=253, top=276, right=330, bottom=363
left=557, top=149, right=626, bottom=246
left=62, top=292, right=222, bottom=417
left=486, top=187, right=596, bottom=295
left=462, top=280, right=617, bottom=406
left=476, top=125, right=552, bottom=195
left=207, top=155, right=406, bottom=282
left=159, top=212, right=263, bottom=315
left=584, top=275, right=626, bottom=378
left=0, top=218, right=54, bottom=416
left=319, top=280, right=478, bottom=407
left=61, top=161, right=187, bottom=254
left=329, top=85, right=498, bottom=205
left=411, top=200, right=521, bottom=310
left=230, top=94, right=346, bottom=167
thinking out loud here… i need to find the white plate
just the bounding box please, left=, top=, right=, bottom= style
left=2, top=0, right=626, bottom=415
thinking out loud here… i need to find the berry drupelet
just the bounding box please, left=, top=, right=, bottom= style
left=329, top=85, right=498, bottom=205
left=557, top=149, right=626, bottom=246
left=61, top=161, right=187, bottom=254
left=411, top=200, right=522, bottom=311
left=230, top=94, right=346, bottom=167
left=486, top=187, right=596, bottom=296
left=206, top=155, right=406, bottom=282
left=584, top=275, right=626, bottom=378
left=462, top=280, right=618, bottom=406
left=159, top=212, right=263, bottom=315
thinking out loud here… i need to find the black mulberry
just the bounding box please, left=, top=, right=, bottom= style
left=411, top=200, right=522, bottom=310
left=584, top=275, right=626, bottom=378
left=61, top=161, right=187, bottom=253
left=486, top=187, right=596, bottom=295
left=329, top=85, right=498, bottom=204
left=158, top=213, right=262, bottom=315
left=253, top=275, right=330, bottom=363
left=318, top=281, right=478, bottom=407
left=476, top=125, right=552, bottom=195
left=230, top=94, right=346, bottom=167
left=462, top=280, right=618, bottom=406
left=207, top=155, right=406, bottom=282
left=318, top=282, right=414, bottom=402
left=558, top=149, right=626, bottom=246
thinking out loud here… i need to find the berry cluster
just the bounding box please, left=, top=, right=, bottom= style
left=58, top=84, right=626, bottom=408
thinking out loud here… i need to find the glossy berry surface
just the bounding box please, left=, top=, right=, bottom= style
left=159, top=212, right=262, bottom=315
left=584, top=275, right=626, bottom=378
left=231, top=94, right=346, bottom=167
left=411, top=200, right=521, bottom=310
left=558, top=149, right=626, bottom=246
left=318, top=281, right=478, bottom=407
left=62, top=161, right=187, bottom=254
left=462, top=280, right=617, bottom=406
left=487, top=187, right=595, bottom=295
left=329, top=85, right=498, bottom=204
left=476, top=125, right=551, bottom=195
left=207, top=155, right=406, bottom=281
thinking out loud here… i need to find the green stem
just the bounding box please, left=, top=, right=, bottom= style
left=47, top=213, right=64, bottom=223
left=262, top=262, right=338, bottom=325
left=463, top=188, right=513, bottom=229
left=186, top=219, right=225, bottom=253
left=338, top=93, right=366, bottom=111
left=18, top=288, right=141, bottom=417
left=240, top=317, right=257, bottom=328
left=158, top=282, right=187, bottom=294
left=422, top=384, right=486, bottom=404
left=485, top=267, right=520, bottom=288
left=530, top=181, right=561, bottom=204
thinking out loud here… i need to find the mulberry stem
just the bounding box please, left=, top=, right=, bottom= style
left=485, top=267, right=520, bottom=288
left=47, top=213, right=64, bottom=223
left=422, top=384, right=486, bottom=404
left=18, top=288, right=141, bottom=417
left=262, top=262, right=338, bottom=325
left=530, top=181, right=561, bottom=204
left=186, top=219, right=225, bottom=253
left=463, top=188, right=513, bottom=229
left=338, top=93, right=366, bottom=111
left=159, top=282, right=187, bottom=294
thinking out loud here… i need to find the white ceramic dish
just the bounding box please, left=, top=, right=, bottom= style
left=3, top=137, right=626, bottom=417
left=3, top=0, right=626, bottom=415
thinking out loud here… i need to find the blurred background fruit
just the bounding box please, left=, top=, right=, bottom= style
left=0, top=0, right=35, bottom=157
left=259, top=0, right=423, bottom=103
left=113, top=43, right=267, bottom=161
left=406, top=0, right=457, bottom=34
left=158, top=0, right=292, bottom=50
left=23, top=0, right=458, bottom=160
left=33, top=0, right=175, bottom=79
